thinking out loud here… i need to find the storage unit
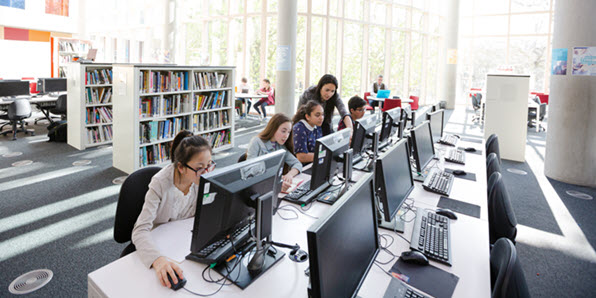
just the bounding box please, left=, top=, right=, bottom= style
left=52, top=37, right=92, bottom=78
left=67, top=62, right=114, bottom=150
left=112, top=64, right=235, bottom=174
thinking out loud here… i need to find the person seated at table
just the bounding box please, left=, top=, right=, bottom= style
left=338, top=96, right=367, bottom=131
left=292, top=100, right=324, bottom=164
left=246, top=113, right=302, bottom=192
left=297, top=74, right=351, bottom=135
left=131, top=130, right=215, bottom=288
left=235, top=77, right=252, bottom=117
left=370, top=74, right=386, bottom=110
left=254, top=78, right=275, bottom=120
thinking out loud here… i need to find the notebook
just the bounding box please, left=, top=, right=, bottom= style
left=376, top=89, right=391, bottom=98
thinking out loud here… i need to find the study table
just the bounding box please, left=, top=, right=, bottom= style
left=88, top=138, right=490, bottom=298
left=0, top=95, right=60, bottom=123
left=234, top=93, right=268, bottom=118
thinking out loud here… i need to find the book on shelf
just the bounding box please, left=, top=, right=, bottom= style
left=139, top=96, right=160, bottom=118
left=140, top=70, right=189, bottom=93
left=86, top=87, right=112, bottom=104
left=139, top=142, right=172, bottom=167
left=192, top=91, right=227, bottom=111
left=86, top=69, right=113, bottom=85
left=87, top=125, right=113, bottom=144
left=86, top=107, right=113, bottom=124
left=193, top=72, right=229, bottom=90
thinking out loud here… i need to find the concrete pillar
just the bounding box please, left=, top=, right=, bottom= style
left=442, top=0, right=459, bottom=109
left=544, top=0, right=596, bottom=187
left=275, top=0, right=298, bottom=116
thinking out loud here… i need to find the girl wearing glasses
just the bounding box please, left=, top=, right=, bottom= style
left=292, top=100, right=324, bottom=164
left=246, top=113, right=302, bottom=193
left=132, top=130, right=215, bottom=288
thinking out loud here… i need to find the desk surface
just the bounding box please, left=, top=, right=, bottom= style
left=234, top=93, right=268, bottom=99
left=367, top=96, right=414, bottom=103
left=88, top=139, right=489, bottom=298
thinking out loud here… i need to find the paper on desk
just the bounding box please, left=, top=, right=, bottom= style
left=150, top=217, right=194, bottom=263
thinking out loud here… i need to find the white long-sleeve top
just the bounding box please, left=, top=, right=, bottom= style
left=131, top=164, right=199, bottom=268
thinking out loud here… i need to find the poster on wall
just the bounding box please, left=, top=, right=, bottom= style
left=551, top=48, right=568, bottom=75
left=572, top=47, right=596, bottom=76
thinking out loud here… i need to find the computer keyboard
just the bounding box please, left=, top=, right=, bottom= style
left=444, top=148, right=465, bottom=165
left=409, top=210, right=452, bottom=266
left=284, top=180, right=312, bottom=200
left=383, top=276, right=430, bottom=298
left=439, top=134, right=458, bottom=146
left=422, top=168, right=454, bottom=196
left=187, top=221, right=254, bottom=264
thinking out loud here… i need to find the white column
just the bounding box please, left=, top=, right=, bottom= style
left=275, top=0, right=298, bottom=116
left=442, top=0, right=459, bottom=109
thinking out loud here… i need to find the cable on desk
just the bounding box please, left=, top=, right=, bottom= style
left=275, top=206, right=299, bottom=220
left=278, top=204, right=319, bottom=219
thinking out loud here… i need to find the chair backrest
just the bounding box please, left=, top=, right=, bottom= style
left=486, top=152, right=501, bottom=184
left=487, top=172, right=518, bottom=245
left=538, top=103, right=546, bottom=120
left=8, top=99, right=32, bottom=120
left=409, top=95, right=419, bottom=110
left=113, top=167, right=162, bottom=244
left=238, top=152, right=247, bottom=163
left=54, top=94, right=67, bottom=114
left=486, top=134, right=501, bottom=164
left=472, top=94, right=481, bottom=110
left=363, top=92, right=372, bottom=105
left=536, top=93, right=548, bottom=105
left=382, top=98, right=401, bottom=112
left=490, top=238, right=530, bottom=298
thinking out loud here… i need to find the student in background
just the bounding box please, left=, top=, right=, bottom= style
left=246, top=113, right=302, bottom=192
left=132, top=131, right=215, bottom=288
left=338, top=96, right=367, bottom=131
left=236, top=77, right=252, bottom=118
left=297, top=74, right=351, bottom=135
left=292, top=100, right=324, bottom=164
left=370, top=74, right=386, bottom=110
left=254, top=78, right=275, bottom=119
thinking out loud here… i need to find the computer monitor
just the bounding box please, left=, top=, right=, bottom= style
left=375, top=138, right=414, bottom=231
left=0, top=81, right=30, bottom=98
left=307, top=173, right=378, bottom=298
left=311, top=128, right=352, bottom=190
left=38, top=78, right=67, bottom=93
left=410, top=121, right=436, bottom=173
left=426, top=109, right=444, bottom=143
left=379, top=107, right=401, bottom=147
left=351, top=114, right=377, bottom=162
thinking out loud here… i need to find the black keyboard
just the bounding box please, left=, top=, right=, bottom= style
left=410, top=210, right=452, bottom=266
left=283, top=180, right=331, bottom=205
left=383, top=277, right=430, bottom=298
left=187, top=221, right=253, bottom=264
left=284, top=181, right=313, bottom=201
left=422, top=168, right=454, bottom=196
left=444, top=148, right=465, bottom=164
left=439, top=134, right=458, bottom=146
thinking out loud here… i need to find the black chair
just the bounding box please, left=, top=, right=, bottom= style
left=486, top=134, right=501, bottom=164
left=472, top=93, right=482, bottom=123
left=113, top=167, right=161, bottom=258
left=50, top=94, right=67, bottom=121
left=486, top=152, right=501, bottom=184
left=527, top=101, right=546, bottom=131
left=490, top=238, right=530, bottom=298
left=488, top=172, right=518, bottom=245
left=0, top=99, right=35, bottom=140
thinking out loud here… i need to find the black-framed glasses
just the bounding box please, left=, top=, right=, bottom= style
left=184, top=160, right=216, bottom=175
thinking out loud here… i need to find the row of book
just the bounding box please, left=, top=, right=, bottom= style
left=202, top=129, right=231, bottom=149
left=86, top=107, right=113, bottom=124
left=192, top=111, right=230, bottom=132
left=58, top=40, right=88, bottom=53
left=86, top=87, right=112, bottom=104
left=193, top=72, right=229, bottom=90
left=139, top=117, right=189, bottom=144
left=139, top=96, right=160, bottom=118
left=193, top=91, right=227, bottom=110
left=87, top=125, right=113, bottom=144
left=140, top=70, right=190, bottom=93
left=139, top=142, right=171, bottom=167
left=86, top=69, right=113, bottom=85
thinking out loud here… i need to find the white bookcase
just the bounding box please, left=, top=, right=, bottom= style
left=67, top=62, right=114, bottom=150
left=112, top=64, right=235, bottom=174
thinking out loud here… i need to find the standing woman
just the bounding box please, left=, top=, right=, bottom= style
left=254, top=78, right=275, bottom=119
left=297, top=74, right=352, bottom=135
left=292, top=100, right=324, bottom=164
left=132, top=131, right=215, bottom=288
left=246, top=113, right=302, bottom=192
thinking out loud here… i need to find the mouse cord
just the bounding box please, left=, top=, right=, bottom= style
left=278, top=204, right=319, bottom=219
left=275, top=205, right=299, bottom=220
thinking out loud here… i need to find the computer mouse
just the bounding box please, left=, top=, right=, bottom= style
left=166, top=271, right=187, bottom=291
left=452, top=169, right=466, bottom=176
left=436, top=208, right=458, bottom=220
left=400, top=250, right=429, bottom=265
left=289, top=249, right=309, bottom=263
left=464, top=147, right=476, bottom=152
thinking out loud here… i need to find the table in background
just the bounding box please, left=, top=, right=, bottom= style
left=234, top=93, right=268, bottom=118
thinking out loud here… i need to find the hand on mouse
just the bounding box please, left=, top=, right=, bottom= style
left=152, top=256, right=184, bottom=288
left=281, top=175, right=293, bottom=192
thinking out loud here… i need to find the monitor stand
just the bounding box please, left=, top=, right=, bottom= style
left=378, top=208, right=406, bottom=233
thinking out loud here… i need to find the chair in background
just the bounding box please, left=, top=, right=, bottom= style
left=362, top=92, right=375, bottom=114
left=487, top=172, right=518, bottom=245
left=50, top=94, right=67, bottom=120
left=402, top=105, right=416, bottom=129
left=486, top=152, right=502, bottom=184
left=381, top=98, right=401, bottom=112
left=536, top=93, right=549, bottom=105
left=471, top=93, right=482, bottom=124
left=527, top=99, right=547, bottom=132
left=409, top=95, right=419, bottom=111
left=0, top=99, right=35, bottom=140
left=490, top=238, right=530, bottom=298
left=113, top=166, right=161, bottom=258
left=486, top=134, right=501, bottom=164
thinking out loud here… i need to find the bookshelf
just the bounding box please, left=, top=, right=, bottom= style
left=112, top=65, right=235, bottom=174
left=51, top=37, right=91, bottom=77
left=67, top=63, right=113, bottom=150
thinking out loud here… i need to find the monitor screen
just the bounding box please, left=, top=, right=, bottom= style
left=0, top=81, right=30, bottom=97
left=189, top=151, right=285, bottom=254
left=375, top=139, right=414, bottom=222
left=351, top=114, right=377, bottom=159
left=411, top=121, right=435, bottom=172
left=307, top=173, right=378, bottom=298
left=426, top=109, right=444, bottom=143
left=39, top=78, right=67, bottom=93
left=311, top=128, right=352, bottom=190
left=379, top=107, right=401, bottom=144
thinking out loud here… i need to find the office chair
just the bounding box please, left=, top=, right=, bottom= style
left=381, top=98, right=401, bottom=112
left=402, top=106, right=415, bottom=129
left=50, top=94, right=67, bottom=121
left=487, top=172, right=518, bottom=245
left=362, top=92, right=375, bottom=114
left=113, top=166, right=161, bottom=258
left=409, top=95, right=419, bottom=111
left=527, top=101, right=547, bottom=132
left=0, top=99, right=35, bottom=140
left=486, top=152, right=501, bottom=185
left=490, top=238, right=530, bottom=298
left=471, top=94, right=482, bottom=123
left=486, top=134, right=501, bottom=164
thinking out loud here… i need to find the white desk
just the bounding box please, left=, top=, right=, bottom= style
left=234, top=93, right=268, bottom=118
left=88, top=139, right=490, bottom=298
left=366, top=96, right=414, bottom=104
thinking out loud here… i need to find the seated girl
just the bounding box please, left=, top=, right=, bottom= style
left=292, top=100, right=324, bottom=164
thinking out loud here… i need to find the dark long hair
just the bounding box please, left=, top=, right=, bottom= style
left=171, top=130, right=212, bottom=167
left=314, top=74, right=339, bottom=102
left=292, top=100, right=322, bottom=124
left=258, top=113, right=294, bottom=153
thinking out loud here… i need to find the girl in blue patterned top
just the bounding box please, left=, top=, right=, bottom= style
left=292, top=100, right=324, bottom=164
